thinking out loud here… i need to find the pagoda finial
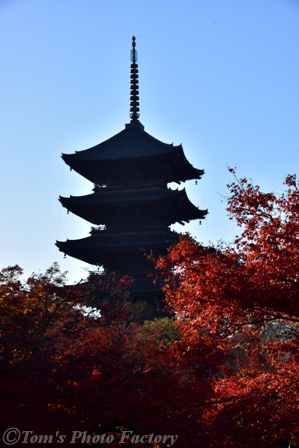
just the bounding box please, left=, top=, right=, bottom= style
left=129, top=36, right=140, bottom=121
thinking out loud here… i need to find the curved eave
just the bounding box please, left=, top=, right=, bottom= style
left=62, top=127, right=180, bottom=162
left=62, top=149, right=203, bottom=184
left=59, top=187, right=184, bottom=224
left=179, top=193, right=208, bottom=223
left=56, top=231, right=179, bottom=265
left=57, top=231, right=179, bottom=250
left=60, top=186, right=184, bottom=205
left=59, top=188, right=207, bottom=225
left=61, top=125, right=204, bottom=184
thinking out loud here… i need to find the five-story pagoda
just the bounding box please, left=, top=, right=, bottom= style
left=56, top=36, right=207, bottom=300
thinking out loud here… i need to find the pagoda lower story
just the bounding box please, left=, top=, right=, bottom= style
left=56, top=37, right=207, bottom=303
left=57, top=227, right=179, bottom=300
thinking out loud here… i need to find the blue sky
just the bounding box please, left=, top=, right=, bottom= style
left=1, top=0, right=299, bottom=283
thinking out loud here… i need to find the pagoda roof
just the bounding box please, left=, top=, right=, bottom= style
left=61, top=186, right=186, bottom=206
left=62, top=125, right=181, bottom=162
left=61, top=124, right=204, bottom=184
left=57, top=230, right=178, bottom=252
left=56, top=230, right=178, bottom=266
left=59, top=187, right=207, bottom=225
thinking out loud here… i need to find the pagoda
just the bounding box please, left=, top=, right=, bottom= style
left=56, top=36, right=207, bottom=300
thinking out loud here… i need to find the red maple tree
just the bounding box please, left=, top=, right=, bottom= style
left=1, top=171, right=299, bottom=448
left=156, top=170, right=299, bottom=447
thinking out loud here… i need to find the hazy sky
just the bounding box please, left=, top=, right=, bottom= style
left=1, top=0, right=299, bottom=283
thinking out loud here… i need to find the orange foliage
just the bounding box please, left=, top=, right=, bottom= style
left=156, top=171, right=299, bottom=447
left=1, top=172, right=299, bottom=447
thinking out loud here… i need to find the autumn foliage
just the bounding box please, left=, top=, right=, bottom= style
left=157, top=170, right=299, bottom=447
left=1, top=171, right=299, bottom=447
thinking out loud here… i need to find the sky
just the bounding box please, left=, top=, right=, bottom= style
left=1, top=0, right=299, bottom=284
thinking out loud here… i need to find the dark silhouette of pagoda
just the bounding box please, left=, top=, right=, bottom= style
left=56, top=36, right=207, bottom=300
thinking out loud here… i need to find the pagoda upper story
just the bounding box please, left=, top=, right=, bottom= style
left=56, top=36, right=207, bottom=300
left=62, top=126, right=203, bottom=187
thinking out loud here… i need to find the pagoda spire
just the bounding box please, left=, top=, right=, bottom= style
left=130, top=36, right=140, bottom=122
